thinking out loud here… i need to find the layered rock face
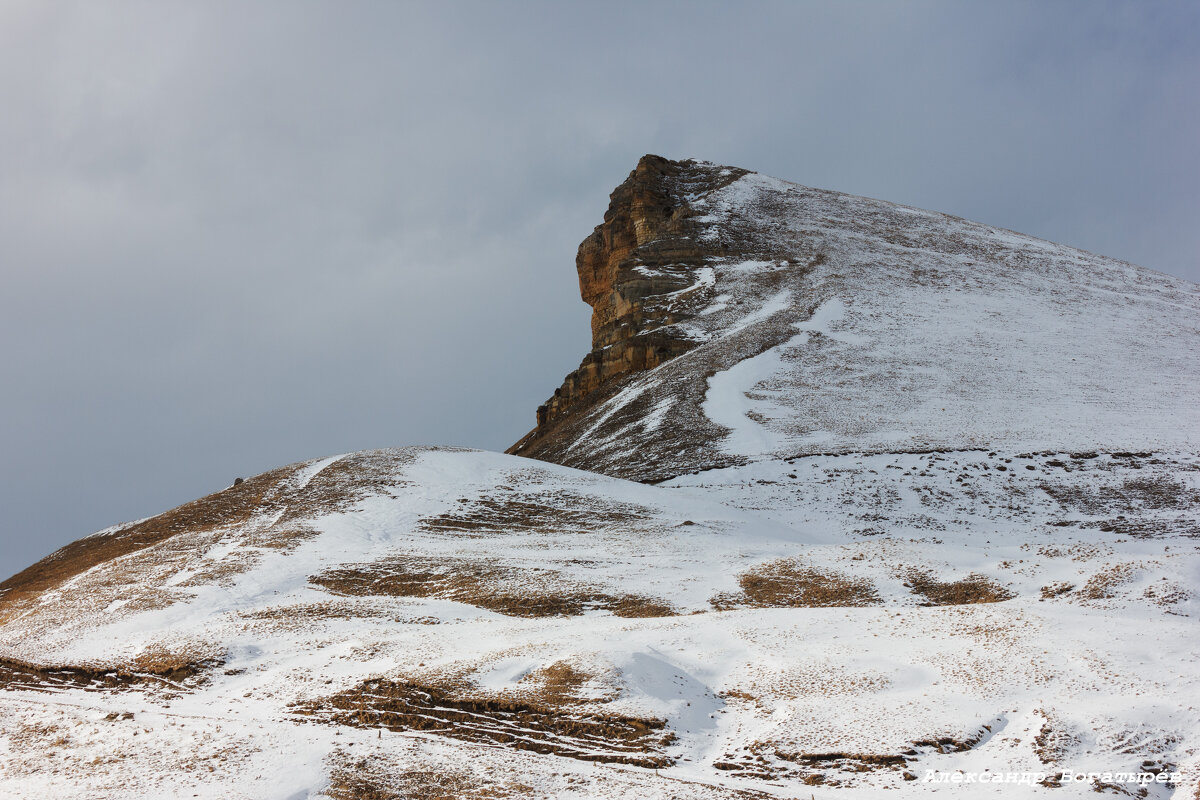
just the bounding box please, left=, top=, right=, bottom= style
left=518, top=155, right=747, bottom=434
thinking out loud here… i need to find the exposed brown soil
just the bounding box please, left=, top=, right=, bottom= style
left=607, top=594, right=677, bottom=618
left=0, top=654, right=218, bottom=694
left=418, top=491, right=650, bottom=537
left=907, top=726, right=993, bottom=754
left=1083, top=516, right=1200, bottom=539
left=326, top=754, right=532, bottom=800
left=324, top=752, right=779, bottom=800
left=236, top=601, right=408, bottom=628
left=513, top=662, right=600, bottom=706
left=715, top=722, right=995, bottom=784
left=294, top=678, right=676, bottom=768
left=1040, top=581, right=1076, bottom=600
left=311, top=556, right=675, bottom=619
left=904, top=570, right=1015, bottom=605
left=712, top=560, right=880, bottom=609
left=712, top=746, right=910, bottom=783
left=491, top=660, right=623, bottom=710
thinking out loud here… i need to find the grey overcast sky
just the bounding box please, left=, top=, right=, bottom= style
left=1, top=1, right=1197, bottom=575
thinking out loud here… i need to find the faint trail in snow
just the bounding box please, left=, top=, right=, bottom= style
left=291, top=454, right=348, bottom=491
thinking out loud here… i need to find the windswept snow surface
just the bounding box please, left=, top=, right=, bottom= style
left=1, top=446, right=1198, bottom=798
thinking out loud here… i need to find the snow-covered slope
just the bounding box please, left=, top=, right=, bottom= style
left=1, top=446, right=1197, bottom=798
left=2, top=159, right=1198, bottom=799
left=513, top=160, right=1200, bottom=481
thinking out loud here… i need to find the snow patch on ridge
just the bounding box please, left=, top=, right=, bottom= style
left=790, top=296, right=866, bottom=345
left=642, top=396, right=675, bottom=433
left=703, top=297, right=861, bottom=456
left=567, top=381, right=653, bottom=453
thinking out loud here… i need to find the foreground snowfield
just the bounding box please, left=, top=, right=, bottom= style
left=1, top=446, right=1197, bottom=798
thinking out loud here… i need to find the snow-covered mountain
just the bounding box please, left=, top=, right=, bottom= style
left=1, top=158, right=1197, bottom=799
left=511, top=156, right=1200, bottom=481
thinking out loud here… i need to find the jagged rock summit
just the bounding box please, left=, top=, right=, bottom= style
left=511, top=155, right=1200, bottom=481
left=514, top=156, right=750, bottom=433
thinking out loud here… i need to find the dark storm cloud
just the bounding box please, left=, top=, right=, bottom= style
left=1, top=1, right=1197, bottom=572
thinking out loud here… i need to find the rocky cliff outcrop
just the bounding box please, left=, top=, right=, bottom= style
left=511, top=155, right=747, bottom=446
left=508, top=155, right=1200, bottom=483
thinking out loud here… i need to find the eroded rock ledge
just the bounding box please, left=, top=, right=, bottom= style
left=510, top=155, right=746, bottom=451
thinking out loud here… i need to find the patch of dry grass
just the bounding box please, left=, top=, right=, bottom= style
left=904, top=570, right=1014, bottom=606
left=0, top=646, right=221, bottom=694
left=712, top=559, right=880, bottom=609
left=311, top=556, right=675, bottom=619
left=295, top=677, right=675, bottom=768
left=1143, top=581, right=1190, bottom=610
left=716, top=719, right=998, bottom=783
left=1040, top=474, right=1200, bottom=516
left=278, top=450, right=419, bottom=524
left=418, top=490, right=651, bottom=538
left=325, top=750, right=537, bottom=800
left=1078, top=563, right=1139, bottom=601
left=0, top=464, right=302, bottom=613
left=506, top=661, right=615, bottom=707
left=1039, top=581, right=1075, bottom=600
